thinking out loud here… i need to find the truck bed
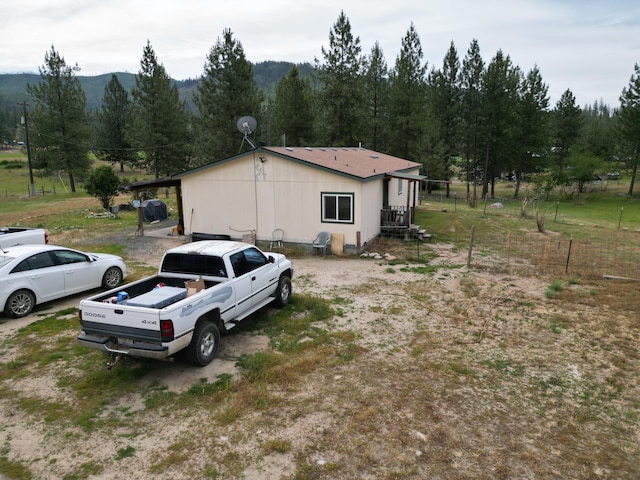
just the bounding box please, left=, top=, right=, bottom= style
left=90, top=276, right=220, bottom=305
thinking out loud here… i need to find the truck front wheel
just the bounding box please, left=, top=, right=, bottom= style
left=185, top=322, right=220, bottom=366
left=274, top=275, right=292, bottom=307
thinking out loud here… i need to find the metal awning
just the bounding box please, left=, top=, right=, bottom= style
left=121, top=176, right=181, bottom=191
left=385, top=172, right=426, bottom=181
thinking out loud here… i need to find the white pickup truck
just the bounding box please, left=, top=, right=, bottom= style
left=77, top=240, right=293, bottom=367
left=0, top=227, right=48, bottom=249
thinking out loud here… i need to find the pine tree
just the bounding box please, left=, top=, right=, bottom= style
left=128, top=41, right=190, bottom=178
left=618, top=63, right=640, bottom=195
left=316, top=11, right=366, bottom=146
left=460, top=39, right=485, bottom=199
left=513, top=65, right=550, bottom=198
left=364, top=41, right=390, bottom=151
left=388, top=23, right=428, bottom=162
left=194, top=29, right=264, bottom=161
left=428, top=41, right=461, bottom=196
left=272, top=65, right=315, bottom=146
left=479, top=50, right=521, bottom=198
left=550, top=89, right=582, bottom=188
left=95, top=74, right=135, bottom=172
left=26, top=45, right=92, bottom=192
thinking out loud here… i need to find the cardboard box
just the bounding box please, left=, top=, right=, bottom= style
left=185, top=276, right=205, bottom=297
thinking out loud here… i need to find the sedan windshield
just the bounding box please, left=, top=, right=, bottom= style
left=0, top=255, right=16, bottom=268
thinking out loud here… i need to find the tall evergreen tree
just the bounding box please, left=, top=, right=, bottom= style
left=580, top=101, right=615, bottom=162
left=513, top=65, right=550, bottom=198
left=316, top=11, right=366, bottom=146
left=271, top=65, right=315, bottom=146
left=550, top=89, right=582, bottom=187
left=194, top=29, right=264, bottom=161
left=364, top=41, right=390, bottom=151
left=128, top=41, right=190, bottom=178
left=618, top=63, right=640, bottom=195
left=459, top=39, right=485, bottom=199
left=388, top=22, right=428, bottom=162
left=26, top=45, right=92, bottom=192
left=95, top=74, right=135, bottom=172
left=479, top=50, right=520, bottom=198
left=428, top=41, right=461, bottom=196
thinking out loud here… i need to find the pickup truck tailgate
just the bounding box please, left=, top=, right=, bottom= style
left=80, top=301, right=163, bottom=342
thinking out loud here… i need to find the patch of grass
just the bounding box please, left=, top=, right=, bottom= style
left=261, top=438, right=292, bottom=454
left=482, top=358, right=525, bottom=376
left=115, top=445, right=136, bottom=460
left=0, top=454, right=32, bottom=480
left=186, top=374, right=233, bottom=397
left=399, top=264, right=439, bottom=275
left=66, top=461, right=104, bottom=479
left=545, top=279, right=564, bottom=299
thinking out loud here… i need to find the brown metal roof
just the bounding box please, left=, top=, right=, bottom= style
left=263, top=146, right=422, bottom=180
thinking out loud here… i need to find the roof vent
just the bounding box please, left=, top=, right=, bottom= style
left=305, top=147, right=313, bottom=151
left=285, top=147, right=293, bottom=151
left=370, top=155, right=379, bottom=159
left=319, top=147, right=326, bottom=151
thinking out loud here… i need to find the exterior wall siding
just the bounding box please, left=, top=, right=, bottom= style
left=181, top=152, right=422, bottom=249
left=182, top=154, right=366, bottom=246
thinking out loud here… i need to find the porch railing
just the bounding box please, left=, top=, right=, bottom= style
left=380, top=206, right=414, bottom=232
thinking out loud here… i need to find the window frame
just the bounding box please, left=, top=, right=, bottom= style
left=320, top=192, right=354, bottom=224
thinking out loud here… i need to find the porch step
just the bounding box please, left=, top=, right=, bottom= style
left=411, top=225, right=432, bottom=241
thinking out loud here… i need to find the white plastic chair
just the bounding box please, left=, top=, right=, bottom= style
left=270, top=228, right=284, bottom=249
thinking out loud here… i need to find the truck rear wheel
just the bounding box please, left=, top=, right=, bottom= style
left=185, top=322, right=220, bottom=366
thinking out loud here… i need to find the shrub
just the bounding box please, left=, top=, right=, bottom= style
left=84, top=165, right=121, bottom=210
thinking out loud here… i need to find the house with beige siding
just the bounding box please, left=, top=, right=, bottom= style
left=174, top=146, right=424, bottom=252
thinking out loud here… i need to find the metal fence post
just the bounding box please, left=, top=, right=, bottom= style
left=467, top=225, right=476, bottom=269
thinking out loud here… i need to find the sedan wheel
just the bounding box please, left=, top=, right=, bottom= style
left=102, top=267, right=123, bottom=289
left=5, top=290, right=35, bottom=318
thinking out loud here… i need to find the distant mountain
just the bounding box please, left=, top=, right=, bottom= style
left=0, top=61, right=314, bottom=112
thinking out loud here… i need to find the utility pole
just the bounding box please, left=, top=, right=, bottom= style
left=17, top=102, right=35, bottom=197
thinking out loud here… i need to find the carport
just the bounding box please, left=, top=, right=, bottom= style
left=122, top=177, right=184, bottom=237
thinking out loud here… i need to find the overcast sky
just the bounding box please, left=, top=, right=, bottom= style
left=2, top=0, right=638, bottom=108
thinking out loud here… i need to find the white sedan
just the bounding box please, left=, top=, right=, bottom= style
left=0, top=244, right=126, bottom=318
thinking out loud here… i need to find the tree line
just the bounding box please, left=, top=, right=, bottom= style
left=5, top=11, right=640, bottom=197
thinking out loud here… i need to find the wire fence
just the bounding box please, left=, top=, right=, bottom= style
left=468, top=230, right=640, bottom=280
left=416, top=191, right=640, bottom=280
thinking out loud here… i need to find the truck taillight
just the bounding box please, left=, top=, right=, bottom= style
left=160, top=320, right=174, bottom=342
left=45, top=232, right=49, bottom=244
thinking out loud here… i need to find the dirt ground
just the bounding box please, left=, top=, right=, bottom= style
left=0, top=228, right=638, bottom=479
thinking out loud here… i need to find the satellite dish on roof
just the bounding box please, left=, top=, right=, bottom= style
left=237, top=116, right=257, bottom=135
left=237, top=116, right=257, bottom=151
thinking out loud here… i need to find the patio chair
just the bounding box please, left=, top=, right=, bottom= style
left=312, top=231, right=331, bottom=256
left=270, top=228, right=284, bottom=249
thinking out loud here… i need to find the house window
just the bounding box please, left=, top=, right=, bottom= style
left=321, top=192, right=354, bottom=224
left=397, top=178, right=403, bottom=195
